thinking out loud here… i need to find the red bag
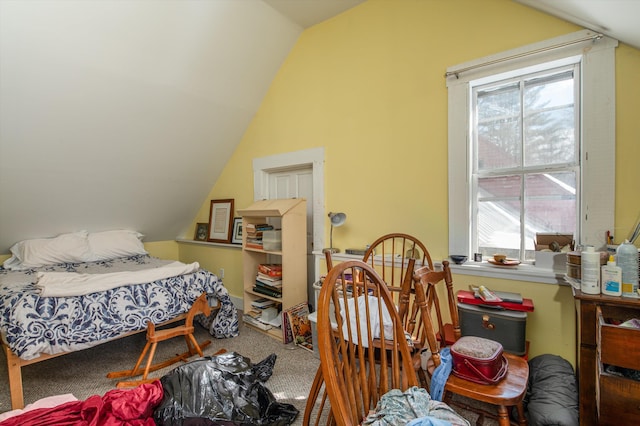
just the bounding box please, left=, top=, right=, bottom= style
left=450, top=336, right=508, bottom=385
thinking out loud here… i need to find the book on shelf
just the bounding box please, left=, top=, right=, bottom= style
left=248, top=306, right=282, bottom=329
left=256, top=273, right=282, bottom=286
left=246, top=223, right=274, bottom=233
left=245, top=309, right=262, bottom=319
left=254, top=282, right=282, bottom=296
left=243, top=314, right=272, bottom=330
left=245, top=222, right=270, bottom=228
left=255, top=279, right=282, bottom=292
left=259, top=314, right=282, bottom=328
left=283, top=302, right=313, bottom=352
left=251, top=298, right=277, bottom=309
left=258, top=263, right=283, bottom=277
left=252, top=286, right=282, bottom=298
left=246, top=241, right=264, bottom=249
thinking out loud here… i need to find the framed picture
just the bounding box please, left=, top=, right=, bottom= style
left=194, top=223, right=209, bottom=241
left=231, top=217, right=243, bottom=244
left=207, top=199, right=234, bottom=243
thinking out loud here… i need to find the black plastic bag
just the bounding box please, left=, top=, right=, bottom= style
left=154, top=351, right=299, bottom=426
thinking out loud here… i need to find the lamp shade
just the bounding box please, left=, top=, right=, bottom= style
left=329, top=212, right=346, bottom=227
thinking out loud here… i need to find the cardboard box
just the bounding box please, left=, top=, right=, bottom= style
left=534, top=233, right=573, bottom=251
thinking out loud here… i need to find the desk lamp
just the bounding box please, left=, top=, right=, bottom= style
left=323, top=212, right=346, bottom=253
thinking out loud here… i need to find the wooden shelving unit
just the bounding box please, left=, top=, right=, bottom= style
left=238, top=198, right=307, bottom=341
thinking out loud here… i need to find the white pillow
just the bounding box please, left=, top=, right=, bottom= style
left=4, top=231, right=91, bottom=270
left=87, top=230, right=147, bottom=261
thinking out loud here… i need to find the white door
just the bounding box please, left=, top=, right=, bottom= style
left=253, top=148, right=325, bottom=310
left=268, top=167, right=313, bottom=255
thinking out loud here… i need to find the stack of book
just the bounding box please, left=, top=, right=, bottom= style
left=245, top=223, right=274, bottom=249
left=243, top=298, right=281, bottom=330
left=253, top=263, right=283, bottom=298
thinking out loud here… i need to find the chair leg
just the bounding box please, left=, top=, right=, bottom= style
left=497, top=405, right=510, bottom=426
left=417, top=367, right=428, bottom=389
left=303, top=366, right=327, bottom=426
left=515, top=402, right=527, bottom=425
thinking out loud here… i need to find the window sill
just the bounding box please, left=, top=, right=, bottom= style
left=447, top=261, right=567, bottom=285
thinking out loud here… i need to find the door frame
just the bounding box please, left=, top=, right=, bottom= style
left=253, top=146, right=325, bottom=255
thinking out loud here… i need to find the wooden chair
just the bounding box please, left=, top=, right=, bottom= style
left=107, top=293, right=215, bottom=387
left=362, top=233, right=433, bottom=307
left=363, top=234, right=462, bottom=386
left=413, top=264, right=529, bottom=426
left=304, top=235, right=431, bottom=425
left=317, top=260, right=419, bottom=426
left=303, top=250, right=337, bottom=426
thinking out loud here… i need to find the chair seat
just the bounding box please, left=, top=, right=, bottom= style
left=427, top=352, right=529, bottom=405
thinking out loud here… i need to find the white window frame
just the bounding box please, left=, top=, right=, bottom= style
left=447, top=30, right=617, bottom=283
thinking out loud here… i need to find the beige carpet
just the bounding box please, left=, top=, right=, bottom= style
left=0, top=318, right=502, bottom=425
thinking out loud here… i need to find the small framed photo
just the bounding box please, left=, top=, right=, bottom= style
left=208, top=199, right=234, bottom=243
left=231, top=217, right=243, bottom=245
left=194, top=223, right=209, bottom=241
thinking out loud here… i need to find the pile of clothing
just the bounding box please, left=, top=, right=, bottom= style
left=0, top=352, right=297, bottom=426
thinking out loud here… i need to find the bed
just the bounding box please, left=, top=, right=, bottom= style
left=0, top=230, right=239, bottom=410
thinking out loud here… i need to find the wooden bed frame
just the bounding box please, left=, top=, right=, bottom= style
left=2, top=297, right=220, bottom=410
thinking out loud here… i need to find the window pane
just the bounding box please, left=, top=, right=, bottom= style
left=523, top=172, right=576, bottom=260
left=477, top=175, right=522, bottom=259
left=477, top=85, right=521, bottom=171
left=524, top=75, right=576, bottom=167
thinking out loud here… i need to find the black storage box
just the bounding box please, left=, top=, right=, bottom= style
left=457, top=302, right=527, bottom=356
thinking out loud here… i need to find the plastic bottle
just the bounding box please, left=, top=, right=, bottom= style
left=581, top=245, right=601, bottom=294
left=601, top=255, right=622, bottom=296
left=616, top=240, right=639, bottom=298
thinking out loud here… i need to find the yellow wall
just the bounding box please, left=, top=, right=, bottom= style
left=144, top=241, right=179, bottom=260
left=182, top=0, right=640, bottom=363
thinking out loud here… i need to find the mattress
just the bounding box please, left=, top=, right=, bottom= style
left=0, top=255, right=238, bottom=360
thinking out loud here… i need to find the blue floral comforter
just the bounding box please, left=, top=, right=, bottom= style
left=0, top=255, right=238, bottom=360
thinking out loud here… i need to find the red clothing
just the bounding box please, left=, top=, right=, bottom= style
left=0, top=381, right=163, bottom=426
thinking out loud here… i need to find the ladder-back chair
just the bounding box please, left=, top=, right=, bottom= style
left=362, top=233, right=433, bottom=308
left=413, top=265, right=529, bottom=426
left=317, top=260, right=419, bottom=426
left=304, top=234, right=433, bottom=425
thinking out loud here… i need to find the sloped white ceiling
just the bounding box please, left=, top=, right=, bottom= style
left=515, top=0, right=640, bottom=50
left=0, top=0, right=305, bottom=252
left=265, top=0, right=365, bottom=29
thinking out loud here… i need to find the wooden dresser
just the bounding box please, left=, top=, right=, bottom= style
left=573, top=288, right=640, bottom=425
